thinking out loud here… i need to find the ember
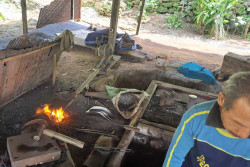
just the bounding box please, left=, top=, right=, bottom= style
left=36, top=104, right=68, bottom=123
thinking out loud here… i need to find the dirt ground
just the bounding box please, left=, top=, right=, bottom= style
left=1, top=4, right=249, bottom=69
left=0, top=2, right=249, bottom=167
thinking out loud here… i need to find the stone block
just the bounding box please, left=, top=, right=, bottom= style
left=220, top=52, right=250, bottom=76
left=7, top=133, right=61, bottom=167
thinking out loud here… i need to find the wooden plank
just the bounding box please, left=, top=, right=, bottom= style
left=106, top=55, right=121, bottom=71
left=85, top=92, right=110, bottom=100
left=64, top=69, right=101, bottom=110
left=136, top=0, right=146, bottom=35
left=21, top=0, right=28, bottom=34
left=137, top=123, right=174, bottom=142
left=13, top=56, right=29, bottom=97
left=156, top=81, right=218, bottom=100
left=0, top=43, right=59, bottom=63
left=52, top=54, right=57, bottom=87
left=0, top=79, right=49, bottom=109
left=75, top=69, right=101, bottom=94
left=0, top=64, right=7, bottom=104
left=0, top=60, right=22, bottom=104
left=139, top=119, right=176, bottom=133
left=107, top=81, right=158, bottom=167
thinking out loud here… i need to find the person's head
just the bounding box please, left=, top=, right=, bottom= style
left=217, top=71, right=250, bottom=139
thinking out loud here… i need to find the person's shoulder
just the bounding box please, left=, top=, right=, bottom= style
left=183, top=100, right=216, bottom=121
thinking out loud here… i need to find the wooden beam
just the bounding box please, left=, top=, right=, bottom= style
left=136, top=0, right=146, bottom=35
left=21, top=0, right=28, bottom=35
left=107, top=81, right=157, bottom=167
left=0, top=43, right=59, bottom=63
left=108, top=0, right=121, bottom=53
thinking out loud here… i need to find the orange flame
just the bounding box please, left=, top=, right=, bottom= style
left=36, top=104, right=68, bottom=123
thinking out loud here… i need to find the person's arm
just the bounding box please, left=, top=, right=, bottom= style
left=162, top=109, right=201, bottom=167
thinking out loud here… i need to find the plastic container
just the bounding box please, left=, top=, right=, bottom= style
left=156, top=54, right=168, bottom=67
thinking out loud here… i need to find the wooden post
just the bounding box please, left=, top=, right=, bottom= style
left=71, top=0, right=74, bottom=20
left=21, top=0, right=28, bottom=34
left=52, top=54, right=57, bottom=87
left=243, top=21, right=250, bottom=39
left=107, top=81, right=157, bottom=167
left=108, top=0, right=121, bottom=53
left=136, top=0, right=146, bottom=35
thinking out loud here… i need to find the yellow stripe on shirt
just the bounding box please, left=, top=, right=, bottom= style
left=166, top=110, right=210, bottom=167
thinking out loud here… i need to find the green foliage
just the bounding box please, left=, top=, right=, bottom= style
left=126, top=0, right=133, bottom=9
left=144, top=0, right=161, bottom=13
left=193, top=0, right=248, bottom=39
left=0, top=12, right=4, bottom=21
left=165, top=13, right=184, bottom=29
left=82, top=1, right=95, bottom=7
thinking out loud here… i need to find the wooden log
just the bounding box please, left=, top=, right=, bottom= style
left=108, top=0, right=121, bottom=53
left=220, top=52, right=250, bottom=76
left=107, top=81, right=157, bottom=167
left=52, top=54, right=56, bottom=87
left=136, top=0, right=146, bottom=35
left=139, top=119, right=176, bottom=133
left=137, top=123, right=174, bottom=142
left=21, top=0, right=28, bottom=34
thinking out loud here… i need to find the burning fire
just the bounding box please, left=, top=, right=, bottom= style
left=36, top=104, right=68, bottom=123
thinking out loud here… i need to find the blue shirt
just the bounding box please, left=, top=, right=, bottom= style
left=163, top=100, right=250, bottom=167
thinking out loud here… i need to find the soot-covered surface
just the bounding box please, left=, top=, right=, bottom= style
left=143, top=95, right=186, bottom=128
left=122, top=134, right=170, bottom=167
left=0, top=81, right=128, bottom=166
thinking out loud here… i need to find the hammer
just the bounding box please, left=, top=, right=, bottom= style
left=22, top=119, right=84, bottom=148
